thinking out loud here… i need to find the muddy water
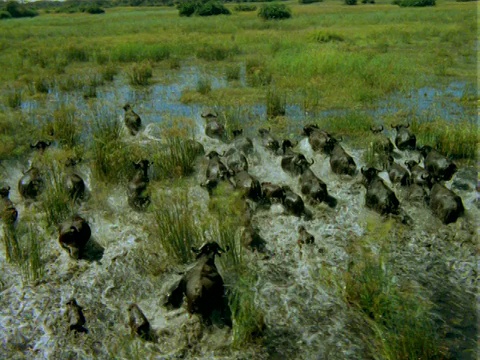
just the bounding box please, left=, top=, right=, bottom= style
left=0, top=67, right=478, bottom=359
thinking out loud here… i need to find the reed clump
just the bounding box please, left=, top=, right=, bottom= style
left=411, top=117, right=478, bottom=160
left=150, top=192, right=203, bottom=265
left=128, top=62, right=153, bottom=86
left=345, top=250, right=444, bottom=360
left=39, top=162, right=75, bottom=228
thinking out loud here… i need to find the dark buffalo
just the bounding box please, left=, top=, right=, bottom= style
left=419, top=145, right=457, bottom=182
left=64, top=158, right=86, bottom=201
left=66, top=298, right=87, bottom=333
left=297, top=225, right=315, bottom=248
left=406, top=183, right=428, bottom=205
left=281, top=153, right=313, bottom=176
left=165, top=242, right=231, bottom=326
left=258, top=128, right=280, bottom=153
left=231, top=129, right=254, bottom=155
left=281, top=186, right=311, bottom=218
left=261, top=182, right=285, bottom=204
left=329, top=143, right=357, bottom=176
left=405, top=160, right=431, bottom=187
left=58, top=215, right=92, bottom=259
left=370, top=125, right=394, bottom=155
left=0, top=185, right=18, bottom=224
left=429, top=183, right=464, bottom=224
left=224, top=147, right=248, bottom=174
left=232, top=170, right=262, bottom=201
left=128, top=303, right=153, bottom=341
left=281, top=139, right=296, bottom=155
left=302, top=125, right=338, bottom=154
left=299, top=168, right=336, bottom=207
left=241, top=225, right=267, bottom=253
left=18, top=167, right=44, bottom=201
left=127, top=160, right=152, bottom=211
left=30, top=140, right=51, bottom=153
left=205, top=120, right=226, bottom=141
left=386, top=156, right=409, bottom=186
left=361, top=167, right=400, bottom=216
left=205, top=151, right=231, bottom=181
left=123, top=104, right=142, bottom=136
left=392, top=124, right=416, bottom=151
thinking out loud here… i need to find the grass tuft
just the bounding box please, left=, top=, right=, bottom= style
left=411, top=117, right=478, bottom=160
left=128, top=62, right=153, bottom=86
left=150, top=192, right=203, bottom=265
left=39, top=163, right=76, bottom=228
left=196, top=76, right=212, bottom=95
left=266, top=87, right=286, bottom=118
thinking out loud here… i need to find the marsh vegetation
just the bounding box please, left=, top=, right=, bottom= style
left=0, top=1, right=477, bottom=359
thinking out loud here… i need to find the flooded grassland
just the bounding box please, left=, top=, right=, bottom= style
left=0, top=2, right=478, bottom=359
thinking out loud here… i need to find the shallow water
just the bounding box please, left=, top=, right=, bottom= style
left=0, top=66, right=478, bottom=359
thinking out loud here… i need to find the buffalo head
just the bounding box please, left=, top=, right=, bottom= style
left=370, top=125, right=384, bottom=134
left=302, top=124, right=319, bottom=137
left=192, top=242, right=228, bottom=259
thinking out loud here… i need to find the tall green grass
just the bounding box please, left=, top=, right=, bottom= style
left=411, top=117, right=478, bottom=160
left=89, top=110, right=139, bottom=183
left=39, top=163, right=75, bottom=228
left=150, top=137, right=202, bottom=181
left=345, top=250, right=444, bottom=360
left=150, top=192, right=203, bottom=265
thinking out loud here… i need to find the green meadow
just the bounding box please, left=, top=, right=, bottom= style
left=0, top=0, right=477, bottom=162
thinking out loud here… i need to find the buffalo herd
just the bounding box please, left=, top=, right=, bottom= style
left=0, top=104, right=471, bottom=341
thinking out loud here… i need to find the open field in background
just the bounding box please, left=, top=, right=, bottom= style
left=0, top=1, right=478, bottom=359
left=0, top=0, right=477, bottom=160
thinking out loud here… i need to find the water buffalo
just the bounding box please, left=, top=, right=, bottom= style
left=165, top=242, right=231, bottom=326
left=329, top=143, right=357, bottom=176
left=123, top=104, right=142, bottom=136
left=18, top=166, right=44, bottom=201
left=258, top=128, right=280, bottom=153
left=241, top=225, right=267, bottom=253
left=0, top=186, right=18, bottom=224
left=127, top=160, right=152, bottom=211
left=297, top=225, right=315, bottom=247
left=281, top=153, right=313, bottom=176
left=429, top=183, right=464, bottom=224
left=405, top=160, right=432, bottom=187
left=361, top=167, right=400, bottom=216
left=302, top=125, right=338, bottom=154
left=64, top=158, right=86, bottom=201
left=66, top=298, right=87, bottom=333
left=281, top=186, right=311, bottom=219
left=419, top=145, right=457, bottom=182
left=205, top=151, right=231, bottom=182
left=30, top=140, right=51, bottom=153
left=392, top=124, right=416, bottom=151
left=201, top=109, right=218, bottom=120
left=205, top=120, right=226, bottom=141
left=261, top=182, right=285, bottom=204
left=281, top=139, right=296, bottom=155
left=370, top=125, right=394, bottom=155
left=299, top=168, right=336, bottom=207
left=386, top=156, right=409, bottom=186
left=231, top=129, right=254, bottom=155
left=128, top=303, right=153, bottom=341
left=224, top=147, right=248, bottom=174
left=58, top=215, right=91, bottom=259
left=232, top=170, right=262, bottom=201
